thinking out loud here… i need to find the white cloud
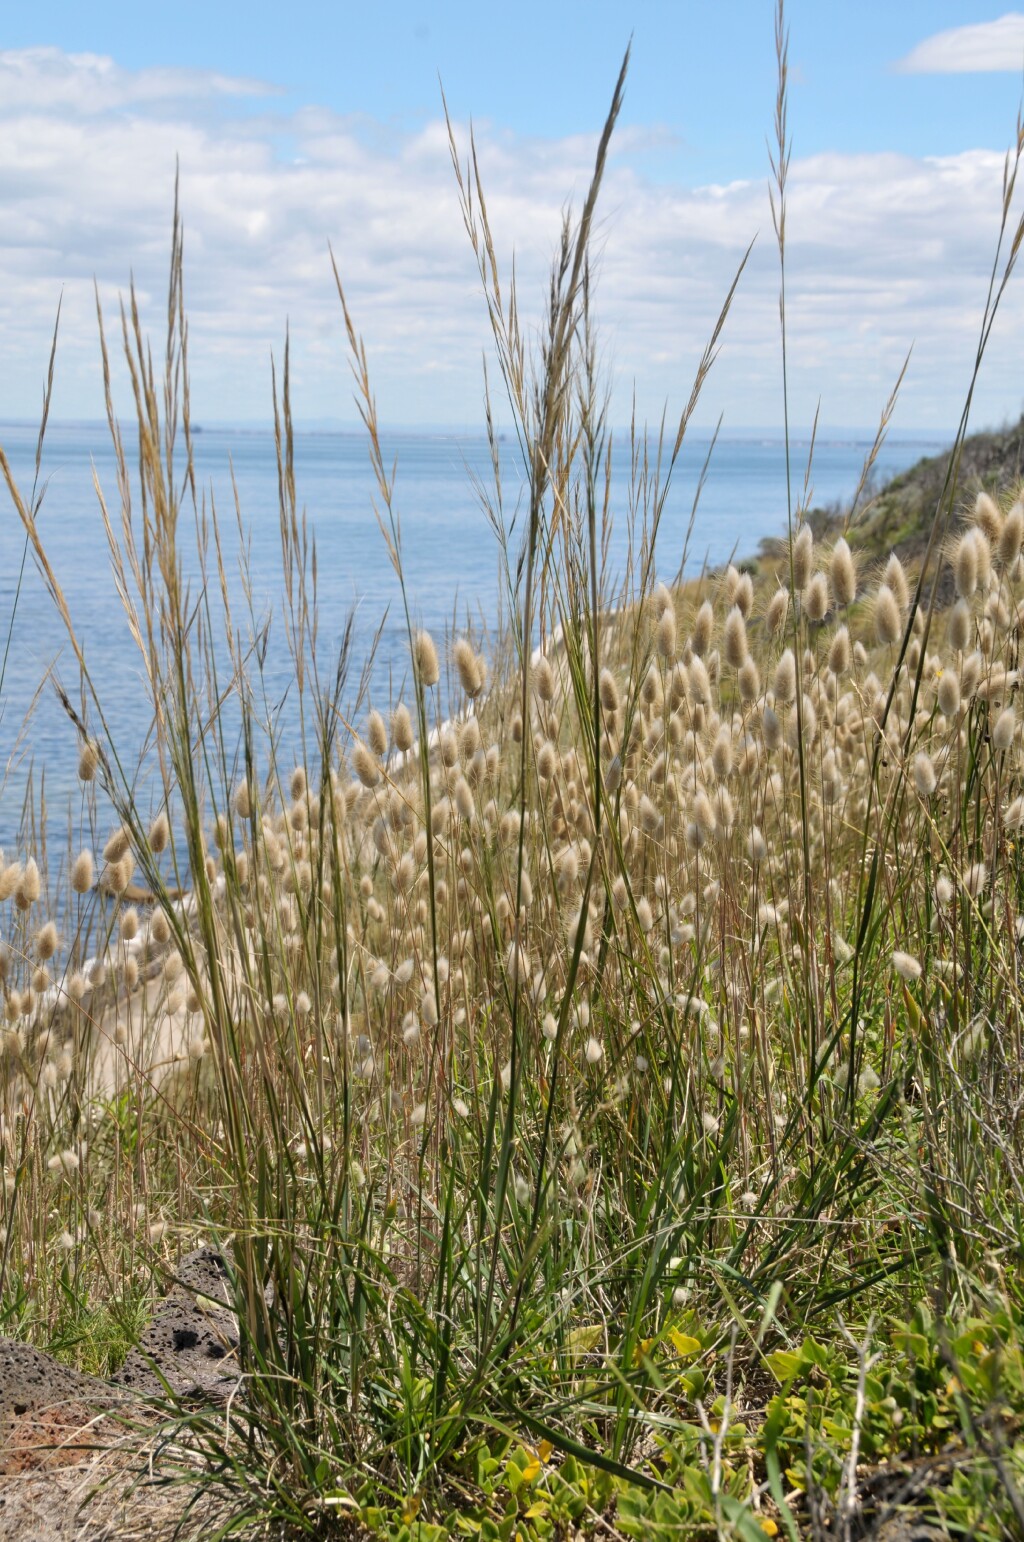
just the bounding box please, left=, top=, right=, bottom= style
left=0, top=47, right=1022, bottom=434
left=897, top=13, right=1024, bottom=74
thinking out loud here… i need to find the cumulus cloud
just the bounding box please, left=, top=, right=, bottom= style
left=0, top=46, right=1022, bottom=432
left=897, top=13, right=1024, bottom=74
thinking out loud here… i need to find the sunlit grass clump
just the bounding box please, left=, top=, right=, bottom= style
left=0, top=23, right=1023, bottom=1541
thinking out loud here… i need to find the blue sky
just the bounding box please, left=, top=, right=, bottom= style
left=2, top=4, right=1024, bottom=432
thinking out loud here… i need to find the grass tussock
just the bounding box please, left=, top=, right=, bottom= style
left=0, top=11, right=1024, bottom=1539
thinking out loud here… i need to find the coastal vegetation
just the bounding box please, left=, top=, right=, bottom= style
left=0, top=8, right=1024, bottom=1538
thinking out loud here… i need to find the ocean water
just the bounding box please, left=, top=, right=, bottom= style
left=0, top=420, right=944, bottom=855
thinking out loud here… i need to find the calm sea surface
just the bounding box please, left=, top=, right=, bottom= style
left=0, top=421, right=944, bottom=855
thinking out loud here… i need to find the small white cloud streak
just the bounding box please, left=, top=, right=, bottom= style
left=897, top=13, right=1024, bottom=74
left=0, top=47, right=1022, bottom=434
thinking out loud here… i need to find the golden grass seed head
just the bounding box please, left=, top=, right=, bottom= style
left=598, top=668, right=621, bottom=717
left=692, top=600, right=715, bottom=656
left=534, top=655, right=556, bottom=702
left=974, top=490, right=1003, bottom=544
left=536, top=741, right=557, bottom=781
left=392, top=703, right=414, bottom=753
left=234, top=779, right=252, bottom=819
left=948, top=599, right=972, bottom=653
left=712, top=726, right=733, bottom=780
left=352, top=742, right=381, bottom=789
left=963, top=860, right=988, bottom=898
left=766, top=586, right=789, bottom=636
left=874, top=584, right=902, bottom=647
left=124, top=956, right=139, bottom=990
left=656, top=605, right=677, bottom=660
left=738, top=658, right=760, bottom=701
left=35, top=921, right=58, bottom=961
left=16, top=859, right=40, bottom=911
left=103, top=826, right=130, bottom=864
left=414, top=630, right=440, bottom=687
left=793, top=525, right=814, bottom=590
left=460, top=717, right=481, bottom=760
left=454, top=777, right=475, bottom=822
left=999, top=502, right=1024, bottom=567
left=884, top=553, right=910, bottom=614
left=149, top=810, right=170, bottom=854
left=77, top=738, right=100, bottom=782
left=453, top=638, right=484, bottom=697
left=150, top=909, right=171, bottom=945
left=828, top=625, right=851, bottom=677
left=774, top=649, right=797, bottom=704
left=830, top=537, right=857, bottom=608
left=993, top=705, right=1017, bottom=752
left=954, top=530, right=979, bottom=599
left=913, top=752, right=937, bottom=797
left=70, top=850, right=94, bottom=894
left=723, top=606, right=747, bottom=668
left=803, top=572, right=829, bottom=623
left=289, top=766, right=307, bottom=802
left=367, top=711, right=388, bottom=759
left=734, top=572, right=754, bottom=618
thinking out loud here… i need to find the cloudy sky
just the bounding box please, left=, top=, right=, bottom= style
left=2, top=2, right=1024, bottom=433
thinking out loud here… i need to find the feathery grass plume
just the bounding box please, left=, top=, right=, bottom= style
left=692, top=599, right=714, bottom=655
left=803, top=571, right=828, bottom=622
left=774, top=647, right=797, bottom=703
left=454, top=776, right=475, bottom=821
left=954, top=529, right=980, bottom=599
left=948, top=601, right=972, bottom=652
left=352, top=741, right=381, bottom=789
left=598, top=668, right=620, bottom=713
left=963, top=861, right=988, bottom=898
left=77, top=738, right=99, bottom=782
left=149, top=810, right=170, bottom=854
left=0, top=862, right=21, bottom=902
left=830, top=536, right=857, bottom=607
left=999, top=500, right=1024, bottom=566
left=766, top=586, right=789, bottom=635
left=453, top=638, right=482, bottom=697
left=391, top=702, right=414, bottom=753
left=993, top=705, right=1017, bottom=752
left=738, top=657, right=760, bottom=701
left=120, top=907, right=140, bottom=942
left=15, top=859, right=40, bottom=911
left=883, top=552, right=910, bottom=614
left=828, top=624, right=851, bottom=676
left=367, top=710, right=388, bottom=759
left=712, top=726, right=733, bottom=779
left=792, top=524, right=813, bottom=590
left=35, top=921, right=58, bottom=961
left=413, top=629, right=440, bottom=687
left=533, top=654, right=556, bottom=702
left=656, top=603, right=677, bottom=660
left=974, top=490, right=1003, bottom=544
left=873, top=584, right=902, bottom=646
left=723, top=606, right=748, bottom=667
left=913, top=752, right=937, bottom=797
left=892, top=951, right=922, bottom=982
left=70, top=849, right=94, bottom=894
left=234, top=778, right=252, bottom=818
left=734, top=571, right=754, bottom=617
left=103, top=827, right=130, bottom=864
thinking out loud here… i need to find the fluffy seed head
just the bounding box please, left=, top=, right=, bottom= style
left=723, top=606, right=748, bottom=668
left=367, top=711, right=387, bottom=759
left=993, top=706, right=1016, bottom=752
left=913, top=752, right=937, bottom=797
left=792, top=526, right=814, bottom=591
left=766, top=587, right=789, bottom=635
left=774, top=649, right=797, bottom=704
left=954, top=530, right=979, bottom=599
left=692, top=601, right=714, bottom=656
left=999, top=501, right=1024, bottom=567
left=974, top=490, right=1003, bottom=544
left=71, top=850, right=94, bottom=894
left=413, top=630, right=440, bottom=687
left=804, top=572, right=829, bottom=623
left=874, top=584, right=902, bottom=646
left=391, top=703, right=414, bottom=753
left=937, top=670, right=961, bottom=718
left=963, top=861, right=988, bottom=898
left=948, top=601, right=972, bottom=653
left=828, top=625, right=851, bottom=677
left=892, top=951, right=922, bottom=982
left=830, top=537, right=857, bottom=608
left=77, top=739, right=99, bottom=782
left=656, top=605, right=677, bottom=660
left=234, top=780, right=252, bottom=819
left=738, top=657, right=760, bottom=701
left=533, top=655, right=556, bottom=702
left=884, top=553, right=910, bottom=615
left=103, top=827, right=130, bottom=864
left=599, top=669, right=620, bottom=713
left=35, top=922, right=58, bottom=961
left=352, top=742, right=381, bottom=789
left=149, top=811, right=170, bottom=854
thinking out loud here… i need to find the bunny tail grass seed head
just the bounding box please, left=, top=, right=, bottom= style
left=35, top=921, right=58, bottom=961
left=766, top=587, right=789, bottom=635
left=793, top=525, right=813, bottom=590
left=830, top=537, right=857, bottom=608
left=999, top=501, right=1024, bottom=567
left=71, top=850, right=94, bottom=894
left=874, top=584, right=902, bottom=647
left=723, top=606, right=747, bottom=668
left=353, top=742, right=381, bottom=789
left=413, top=630, right=439, bottom=687
left=599, top=668, right=620, bottom=713
left=883, top=553, right=910, bottom=615
left=392, top=703, right=414, bottom=753
left=453, top=638, right=483, bottom=697
left=77, top=739, right=99, bottom=782
left=804, top=571, right=829, bottom=623
left=149, top=811, right=170, bottom=854
left=692, top=600, right=714, bottom=656
left=367, top=710, right=388, bottom=759
left=656, top=604, right=677, bottom=660
left=954, top=530, right=980, bottom=600
left=913, top=752, right=937, bottom=798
